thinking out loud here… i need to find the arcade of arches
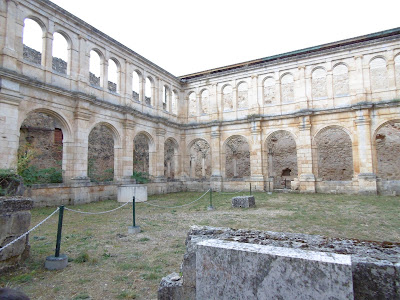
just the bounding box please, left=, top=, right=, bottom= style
left=1, top=0, right=400, bottom=204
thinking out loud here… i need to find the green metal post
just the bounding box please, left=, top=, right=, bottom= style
left=210, top=189, right=213, bottom=207
left=55, top=205, right=64, bottom=257
left=250, top=183, right=252, bottom=195
left=132, top=197, right=136, bottom=227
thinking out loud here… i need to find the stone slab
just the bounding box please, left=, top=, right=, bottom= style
left=158, top=272, right=183, bottom=300
left=117, top=184, right=147, bottom=203
left=231, top=195, right=255, bottom=208
left=196, top=239, right=354, bottom=300
left=45, top=254, right=68, bottom=270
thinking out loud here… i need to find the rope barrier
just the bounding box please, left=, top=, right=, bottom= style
left=142, top=189, right=211, bottom=209
left=0, top=207, right=60, bottom=253
left=64, top=201, right=129, bottom=215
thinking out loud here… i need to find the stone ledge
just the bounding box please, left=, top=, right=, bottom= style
left=0, top=197, right=33, bottom=213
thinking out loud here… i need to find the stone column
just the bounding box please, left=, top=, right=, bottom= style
left=121, top=116, right=135, bottom=182
left=101, top=53, right=108, bottom=90
left=179, top=134, right=186, bottom=179
left=1, top=0, right=19, bottom=71
left=210, top=125, right=222, bottom=191
left=249, top=120, right=264, bottom=190
left=297, top=115, right=316, bottom=193
left=43, top=28, right=54, bottom=83
left=387, top=50, right=397, bottom=99
left=154, top=127, right=166, bottom=182
left=249, top=75, right=259, bottom=115
left=354, top=107, right=377, bottom=195
left=77, top=36, right=89, bottom=90
left=68, top=103, right=92, bottom=182
left=0, top=79, right=23, bottom=169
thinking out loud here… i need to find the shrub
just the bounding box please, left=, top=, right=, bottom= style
left=131, top=171, right=149, bottom=184
left=0, top=169, right=23, bottom=196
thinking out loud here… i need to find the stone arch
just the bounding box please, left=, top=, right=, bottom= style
left=145, top=76, right=154, bottom=106
left=188, top=91, right=197, bottom=117
left=52, top=31, right=70, bottom=75
left=314, top=126, right=353, bottom=180
left=87, top=122, right=120, bottom=182
left=280, top=73, right=294, bottom=103
left=369, top=56, right=389, bottom=92
left=132, top=70, right=141, bottom=102
left=265, top=130, right=298, bottom=189
left=22, top=17, right=46, bottom=65
left=332, top=63, right=350, bottom=97
left=311, top=67, right=327, bottom=99
left=222, top=84, right=233, bottom=111
left=133, top=131, right=154, bottom=176
left=263, top=76, right=275, bottom=105
left=394, top=54, right=400, bottom=88
left=237, top=81, right=248, bottom=109
left=223, top=135, right=250, bottom=178
left=373, top=120, right=400, bottom=180
left=200, top=88, right=209, bottom=115
left=187, top=138, right=211, bottom=179
left=108, top=57, right=120, bottom=93
left=18, top=109, right=73, bottom=184
left=89, top=48, right=104, bottom=87
left=164, top=137, right=179, bottom=180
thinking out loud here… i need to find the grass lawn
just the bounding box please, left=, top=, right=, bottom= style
left=1, top=191, right=399, bottom=299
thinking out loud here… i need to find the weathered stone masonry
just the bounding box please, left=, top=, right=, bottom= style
left=1, top=0, right=400, bottom=205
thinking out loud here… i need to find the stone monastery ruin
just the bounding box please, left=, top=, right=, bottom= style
left=1, top=0, right=400, bottom=205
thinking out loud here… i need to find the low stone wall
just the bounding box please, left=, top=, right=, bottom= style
left=377, top=179, right=400, bottom=196
left=159, top=226, right=400, bottom=300
left=24, top=182, right=118, bottom=207
left=316, top=180, right=358, bottom=194
left=0, top=197, right=33, bottom=273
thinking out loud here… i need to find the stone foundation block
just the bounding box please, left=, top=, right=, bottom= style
left=158, top=272, right=183, bottom=300
left=231, top=196, right=255, bottom=208
left=196, top=239, right=354, bottom=300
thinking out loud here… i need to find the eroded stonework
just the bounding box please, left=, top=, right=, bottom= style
left=88, top=125, right=114, bottom=181
left=280, top=74, right=294, bottom=103
left=189, top=140, right=211, bottom=178
left=370, top=58, right=389, bottom=92
left=223, top=86, right=233, bottom=111
left=133, top=134, right=150, bottom=174
left=237, top=83, right=248, bottom=109
left=333, top=64, right=350, bottom=97
left=164, top=139, right=175, bottom=179
left=225, top=136, right=250, bottom=178
left=376, top=121, right=400, bottom=179
left=263, top=77, right=275, bottom=104
left=316, top=127, right=353, bottom=180
left=312, top=68, right=327, bottom=99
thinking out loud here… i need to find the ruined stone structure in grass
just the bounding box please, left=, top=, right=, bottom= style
left=1, top=0, right=400, bottom=204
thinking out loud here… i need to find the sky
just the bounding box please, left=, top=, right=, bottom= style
left=29, top=0, right=400, bottom=77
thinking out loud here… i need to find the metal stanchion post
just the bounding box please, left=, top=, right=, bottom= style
left=129, top=196, right=141, bottom=234
left=45, top=206, right=68, bottom=270
left=207, top=189, right=214, bottom=210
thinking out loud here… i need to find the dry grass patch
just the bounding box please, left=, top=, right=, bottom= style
left=1, top=191, right=399, bottom=299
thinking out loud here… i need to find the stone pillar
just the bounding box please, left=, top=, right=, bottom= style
left=297, top=115, right=316, bottom=193
left=354, top=107, right=377, bottom=195
left=121, top=116, right=135, bottom=182
left=68, top=103, right=91, bottom=182
left=249, top=75, right=259, bottom=115
left=154, top=127, right=166, bottom=182
left=179, top=134, right=186, bottom=179
left=1, top=0, right=19, bottom=71
left=210, top=125, right=222, bottom=191
left=0, top=79, right=23, bottom=169
left=77, top=36, right=89, bottom=90
left=101, top=54, right=108, bottom=90
left=387, top=50, right=397, bottom=99
left=249, top=120, right=264, bottom=190
left=43, top=28, right=54, bottom=83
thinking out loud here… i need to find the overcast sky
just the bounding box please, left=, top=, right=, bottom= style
left=47, top=0, right=400, bottom=77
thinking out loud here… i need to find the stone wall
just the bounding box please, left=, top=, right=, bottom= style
left=189, top=140, right=211, bottom=178
left=316, top=127, right=353, bottom=180
left=88, top=125, right=114, bottom=182
left=19, top=112, right=63, bottom=171
left=225, top=136, right=250, bottom=178
left=133, top=134, right=150, bottom=174
left=23, top=45, right=41, bottom=65
left=89, top=72, right=100, bottom=86
left=52, top=57, right=67, bottom=74
left=266, top=131, right=298, bottom=188
left=163, top=226, right=400, bottom=300
left=376, top=121, right=400, bottom=179
left=0, top=197, right=33, bottom=272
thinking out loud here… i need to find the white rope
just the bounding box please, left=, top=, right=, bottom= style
left=142, top=189, right=211, bottom=209
left=0, top=207, right=60, bottom=253
left=64, top=201, right=129, bottom=215
left=217, top=188, right=247, bottom=195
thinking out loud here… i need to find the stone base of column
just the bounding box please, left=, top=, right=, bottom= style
left=210, top=176, right=222, bottom=191
left=358, top=173, right=377, bottom=195
left=249, top=176, right=265, bottom=192
left=299, top=174, right=316, bottom=193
